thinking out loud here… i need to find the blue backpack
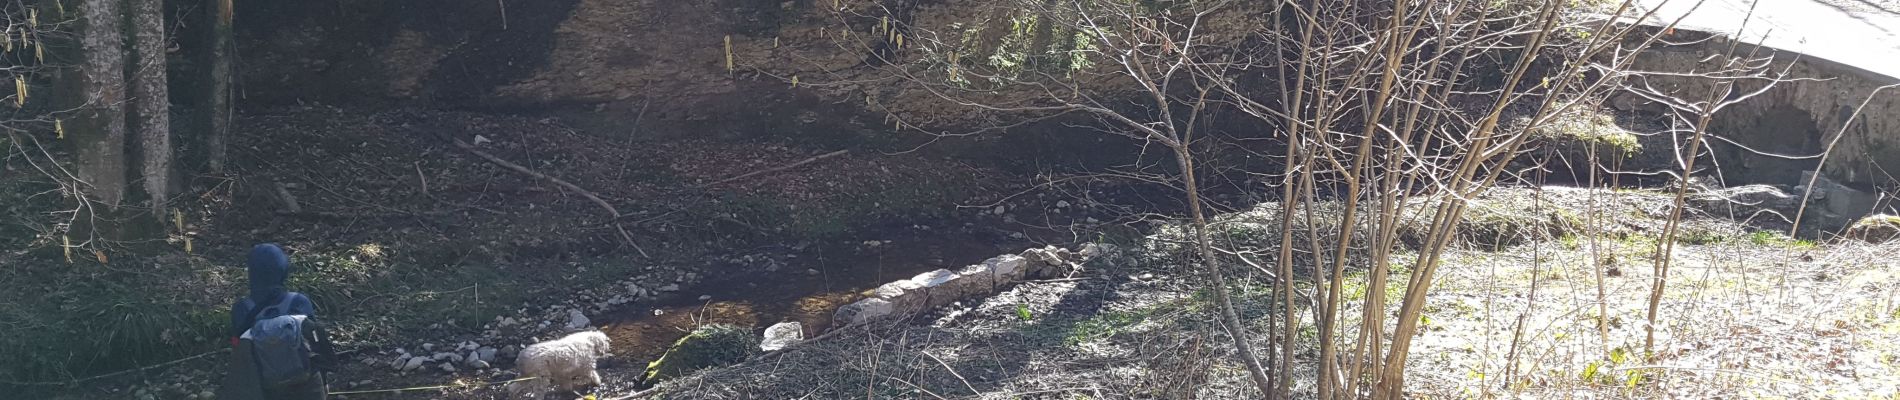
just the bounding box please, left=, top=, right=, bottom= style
left=240, top=293, right=317, bottom=387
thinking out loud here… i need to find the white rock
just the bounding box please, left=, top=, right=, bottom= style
left=806, top=269, right=821, bottom=276
left=476, top=347, right=498, bottom=363
left=468, top=359, right=491, bottom=369
left=760, top=322, right=805, bottom=351
left=422, top=343, right=436, bottom=351
left=698, top=295, right=713, bottom=301
left=985, top=254, right=1029, bottom=281
left=1056, top=200, right=1070, bottom=208
left=834, top=298, right=896, bottom=326
left=471, top=135, right=492, bottom=146
left=992, top=205, right=1006, bottom=215
left=658, top=283, right=681, bottom=292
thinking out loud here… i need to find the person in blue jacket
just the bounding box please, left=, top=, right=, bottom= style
left=220, top=243, right=335, bottom=400
left=229, top=243, right=316, bottom=343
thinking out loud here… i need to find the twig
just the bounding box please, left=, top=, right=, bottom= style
left=414, top=161, right=429, bottom=196
left=922, top=351, right=980, bottom=395
left=697, top=149, right=850, bottom=188
left=273, top=181, right=302, bottom=213
left=445, top=136, right=649, bottom=257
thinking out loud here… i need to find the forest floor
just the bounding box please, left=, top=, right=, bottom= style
left=7, top=107, right=1899, bottom=400
left=0, top=105, right=1214, bottom=399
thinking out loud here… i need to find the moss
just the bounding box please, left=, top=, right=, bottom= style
left=1530, top=107, right=1642, bottom=158
left=1848, top=214, right=1900, bottom=242
left=643, top=324, right=760, bottom=384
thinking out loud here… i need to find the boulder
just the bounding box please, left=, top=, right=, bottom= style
left=954, top=263, right=1000, bottom=295
left=759, top=322, right=804, bottom=352
left=833, top=298, right=896, bottom=326
left=871, top=279, right=928, bottom=314
left=643, top=324, right=759, bottom=384
left=984, top=254, right=1029, bottom=282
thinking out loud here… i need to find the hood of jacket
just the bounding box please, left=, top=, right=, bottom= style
left=247, top=243, right=291, bottom=304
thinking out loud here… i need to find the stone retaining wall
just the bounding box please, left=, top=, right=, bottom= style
left=832, top=244, right=1106, bottom=327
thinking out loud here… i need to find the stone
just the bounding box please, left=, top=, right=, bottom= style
left=834, top=298, right=896, bottom=326
left=992, top=205, right=1006, bottom=215
left=439, top=363, right=457, bottom=373
left=468, top=359, right=491, bottom=369
left=910, top=269, right=979, bottom=308
left=431, top=352, right=463, bottom=363
left=872, top=278, right=928, bottom=314
left=499, top=345, right=518, bottom=359
left=956, top=263, right=1001, bottom=294
left=1689, top=184, right=1797, bottom=214
left=658, top=283, right=681, bottom=292
left=985, top=254, right=1029, bottom=282
left=401, top=356, right=428, bottom=372
left=476, top=347, right=498, bottom=363
left=1055, top=200, right=1070, bottom=208
left=759, top=321, right=804, bottom=351
left=1078, top=243, right=1114, bottom=260
left=421, top=343, right=435, bottom=351
left=499, top=317, right=518, bottom=326
left=566, top=309, right=591, bottom=330
left=466, top=351, right=483, bottom=366
left=698, top=295, right=713, bottom=301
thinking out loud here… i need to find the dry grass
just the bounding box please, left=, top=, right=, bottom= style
left=641, top=186, right=1900, bottom=399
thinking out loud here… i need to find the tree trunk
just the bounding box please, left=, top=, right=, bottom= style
left=205, top=0, right=232, bottom=173
left=74, top=0, right=128, bottom=208
left=131, top=0, right=172, bottom=217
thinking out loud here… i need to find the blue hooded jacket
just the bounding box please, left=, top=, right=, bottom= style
left=229, top=243, right=316, bottom=340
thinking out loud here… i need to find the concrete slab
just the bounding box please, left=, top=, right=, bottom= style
left=1631, top=0, right=1900, bottom=80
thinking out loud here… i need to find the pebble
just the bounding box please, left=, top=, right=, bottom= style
left=439, top=363, right=458, bottom=373
left=698, top=295, right=713, bottom=301
left=422, top=343, right=435, bottom=351
left=806, top=269, right=821, bottom=276
left=468, top=359, right=491, bottom=369
left=993, top=205, right=1006, bottom=215
left=1056, top=200, right=1071, bottom=208
left=658, top=283, right=681, bottom=292
left=477, top=347, right=499, bottom=363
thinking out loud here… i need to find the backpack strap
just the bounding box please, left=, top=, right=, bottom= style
left=243, top=292, right=297, bottom=331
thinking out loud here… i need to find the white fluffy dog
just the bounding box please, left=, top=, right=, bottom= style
left=508, top=330, right=612, bottom=398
